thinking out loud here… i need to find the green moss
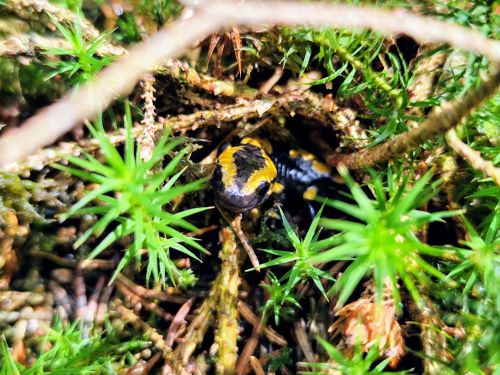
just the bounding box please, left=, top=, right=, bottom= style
left=0, top=172, right=39, bottom=223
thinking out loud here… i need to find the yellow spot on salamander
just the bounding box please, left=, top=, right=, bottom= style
left=312, top=160, right=331, bottom=174
left=241, top=137, right=273, bottom=154
left=217, top=146, right=240, bottom=189
left=242, top=148, right=277, bottom=194
left=271, top=182, right=284, bottom=194
left=303, top=186, right=318, bottom=201
left=289, top=149, right=315, bottom=161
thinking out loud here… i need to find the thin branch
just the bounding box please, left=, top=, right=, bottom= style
left=215, top=228, right=240, bottom=375
left=3, top=90, right=340, bottom=174
left=156, top=61, right=258, bottom=99
left=330, top=67, right=500, bottom=169
left=1, top=99, right=276, bottom=174
left=0, top=32, right=123, bottom=57
left=0, top=12, right=219, bottom=165
left=207, top=1, right=500, bottom=62
left=1, top=0, right=499, bottom=165
left=116, top=303, right=172, bottom=359
left=238, top=301, right=287, bottom=346
left=138, top=74, right=158, bottom=162
left=446, top=128, right=500, bottom=186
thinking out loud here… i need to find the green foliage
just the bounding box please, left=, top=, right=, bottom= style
left=260, top=271, right=301, bottom=326
left=43, top=14, right=113, bottom=84
left=0, top=322, right=148, bottom=374
left=300, top=337, right=409, bottom=375
left=256, top=207, right=337, bottom=324
left=111, top=0, right=182, bottom=44
left=256, top=25, right=412, bottom=144
left=56, top=103, right=209, bottom=287
left=266, top=347, right=293, bottom=372
left=312, top=167, right=461, bottom=309
left=138, top=0, right=183, bottom=25
left=447, top=217, right=499, bottom=300
left=0, top=172, right=39, bottom=223
left=436, top=273, right=499, bottom=374
left=456, top=97, right=500, bottom=239
left=425, top=0, right=498, bottom=38
left=0, top=336, right=21, bottom=375
left=114, top=13, right=142, bottom=44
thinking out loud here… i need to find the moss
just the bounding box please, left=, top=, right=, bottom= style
left=0, top=172, right=39, bottom=223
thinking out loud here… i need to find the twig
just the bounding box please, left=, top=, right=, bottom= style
left=249, top=356, right=266, bottom=375
left=330, top=67, right=500, bottom=169
left=0, top=290, right=45, bottom=311
left=116, top=274, right=187, bottom=304
left=1, top=99, right=275, bottom=174
left=95, top=283, right=114, bottom=326
left=215, top=228, right=240, bottom=375
left=238, top=301, right=287, bottom=346
left=29, top=250, right=115, bottom=269
left=0, top=32, right=123, bottom=57
left=171, top=289, right=217, bottom=367
left=446, top=128, right=500, bottom=186
left=48, top=280, right=71, bottom=321
left=84, top=276, right=105, bottom=327
left=235, top=318, right=265, bottom=375
left=0, top=310, right=52, bottom=323
left=116, top=303, right=172, bottom=359
left=139, top=74, right=158, bottom=162
left=73, top=266, right=87, bottom=321
left=259, top=67, right=284, bottom=94
left=406, top=44, right=448, bottom=129
left=156, top=60, right=258, bottom=99
left=294, top=319, right=314, bottom=362
left=1, top=0, right=499, bottom=165
left=116, top=280, right=174, bottom=321
left=217, top=206, right=260, bottom=271
left=167, top=229, right=241, bottom=373
left=406, top=295, right=453, bottom=374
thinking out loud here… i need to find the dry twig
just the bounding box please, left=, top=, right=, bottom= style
left=116, top=303, right=172, bottom=359
left=139, top=74, right=158, bottom=162
left=215, top=228, right=240, bottom=375
left=446, top=128, right=500, bottom=186
left=1, top=0, right=499, bottom=165
left=330, top=67, right=500, bottom=169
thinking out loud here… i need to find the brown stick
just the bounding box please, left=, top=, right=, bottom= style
left=215, top=228, right=240, bottom=375
left=446, top=128, right=500, bottom=186
left=1, top=1, right=499, bottom=165
left=329, top=67, right=500, bottom=169
left=0, top=12, right=219, bottom=165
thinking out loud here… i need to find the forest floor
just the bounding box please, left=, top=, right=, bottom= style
left=0, top=1, right=499, bottom=374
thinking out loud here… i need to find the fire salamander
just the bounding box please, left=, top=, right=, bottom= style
left=212, top=137, right=333, bottom=214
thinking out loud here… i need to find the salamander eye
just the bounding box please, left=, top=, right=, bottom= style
left=256, top=181, right=270, bottom=196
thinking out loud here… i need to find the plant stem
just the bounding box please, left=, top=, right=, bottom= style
left=329, top=66, right=500, bottom=169
left=2, top=0, right=499, bottom=165
left=215, top=228, right=240, bottom=375
left=446, top=128, right=500, bottom=186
